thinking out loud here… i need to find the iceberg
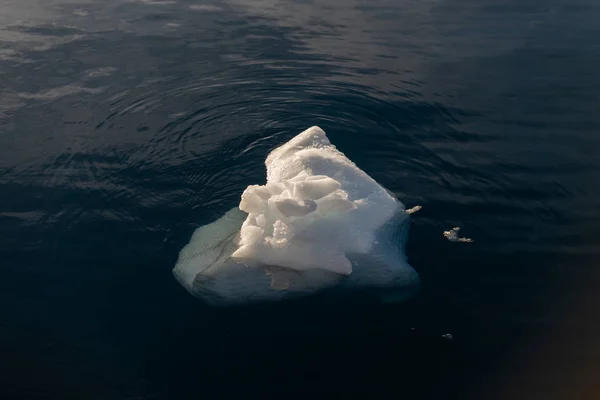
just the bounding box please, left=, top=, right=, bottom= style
left=173, top=126, right=419, bottom=306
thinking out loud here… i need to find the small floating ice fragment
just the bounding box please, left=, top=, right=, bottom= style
left=406, top=205, right=422, bottom=214
left=443, top=227, right=473, bottom=243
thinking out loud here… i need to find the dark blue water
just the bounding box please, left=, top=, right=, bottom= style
left=1, top=1, right=600, bottom=399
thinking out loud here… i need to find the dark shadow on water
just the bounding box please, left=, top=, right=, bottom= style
left=133, top=242, right=574, bottom=400
left=141, top=295, right=458, bottom=399
left=0, top=218, right=593, bottom=400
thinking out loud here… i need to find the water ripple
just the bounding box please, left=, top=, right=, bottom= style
left=0, top=0, right=598, bottom=262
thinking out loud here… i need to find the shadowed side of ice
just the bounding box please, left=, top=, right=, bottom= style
left=173, top=126, right=420, bottom=306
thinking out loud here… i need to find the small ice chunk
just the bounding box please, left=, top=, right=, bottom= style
left=293, top=176, right=341, bottom=200
left=239, top=188, right=267, bottom=214
left=443, top=227, right=473, bottom=243
left=315, top=189, right=356, bottom=213
left=406, top=205, right=422, bottom=214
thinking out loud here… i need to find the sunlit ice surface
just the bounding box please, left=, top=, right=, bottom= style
left=173, top=126, right=419, bottom=306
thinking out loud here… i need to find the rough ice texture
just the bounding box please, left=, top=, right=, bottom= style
left=173, top=126, right=419, bottom=306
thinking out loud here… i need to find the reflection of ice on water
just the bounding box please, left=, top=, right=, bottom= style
left=443, top=227, right=473, bottom=243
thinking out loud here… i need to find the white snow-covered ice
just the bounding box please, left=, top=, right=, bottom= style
left=173, top=126, right=419, bottom=305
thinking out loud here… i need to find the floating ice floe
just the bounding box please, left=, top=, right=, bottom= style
left=443, top=227, right=473, bottom=243
left=173, top=126, right=420, bottom=305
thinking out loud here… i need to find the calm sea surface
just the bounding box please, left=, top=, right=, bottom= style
left=1, top=1, right=600, bottom=399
